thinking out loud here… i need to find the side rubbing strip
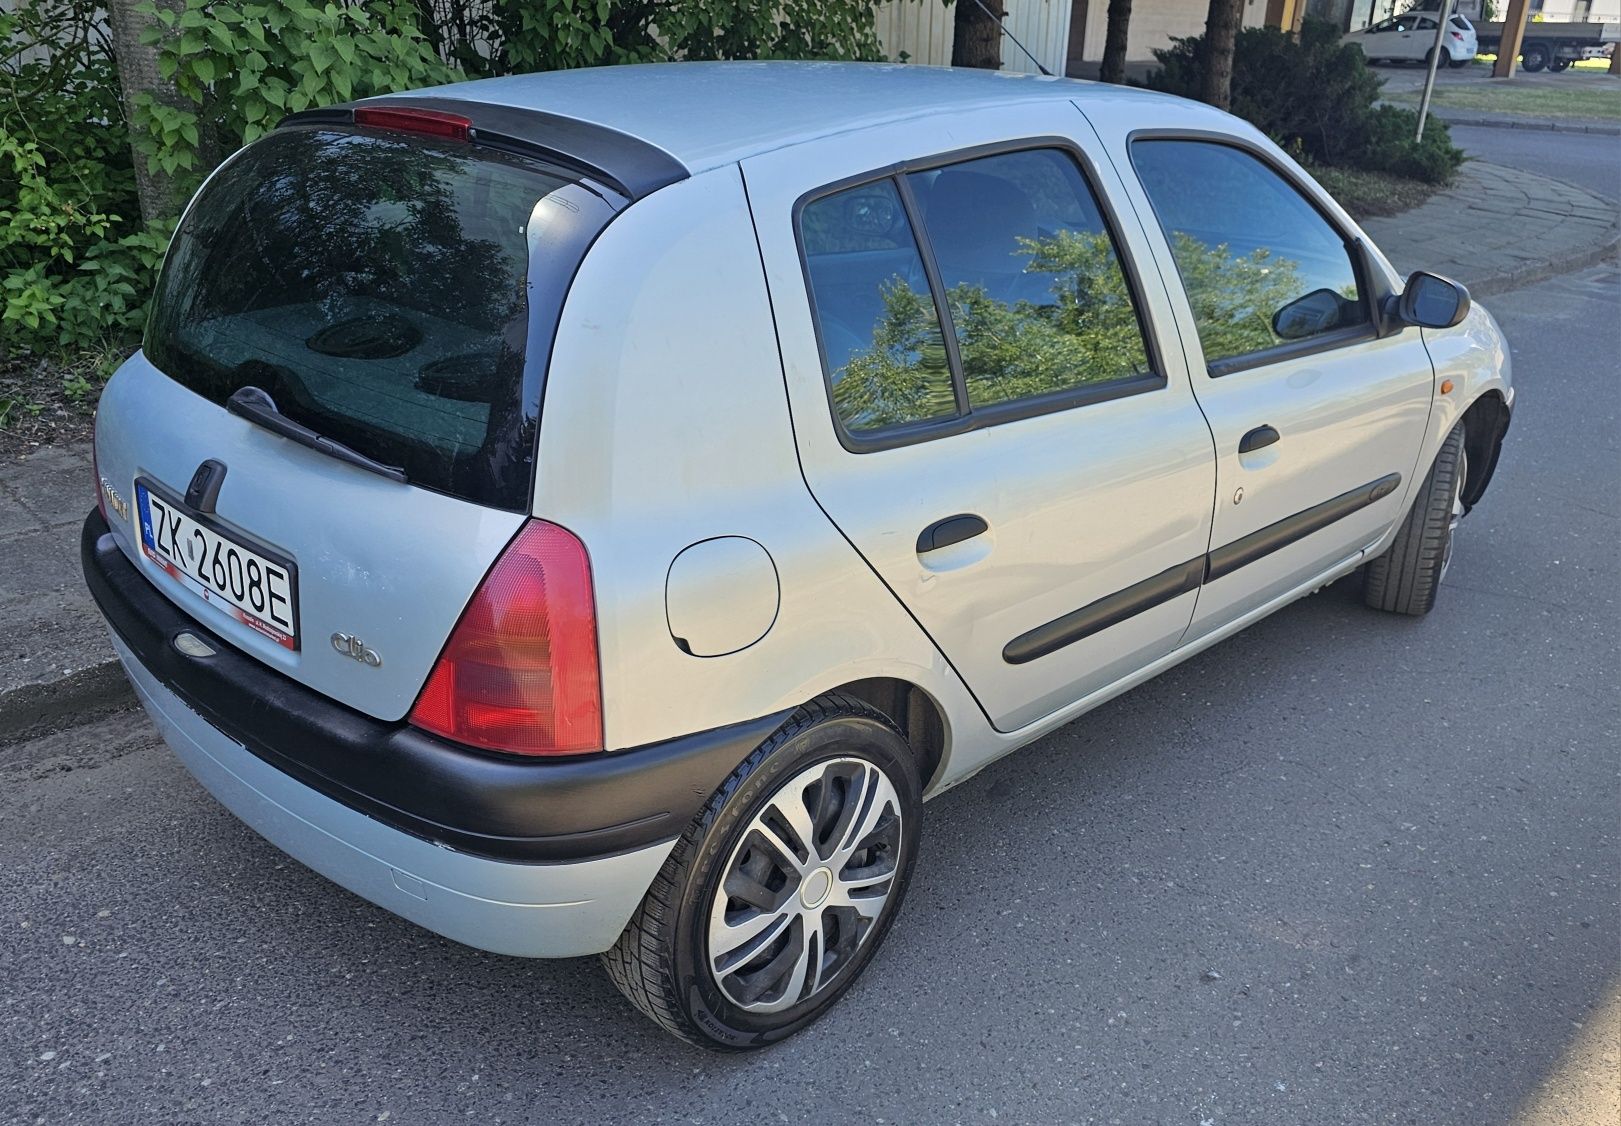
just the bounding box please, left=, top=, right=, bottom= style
left=1205, top=472, right=1402, bottom=582
left=1003, top=557, right=1205, bottom=666
left=1002, top=472, right=1404, bottom=666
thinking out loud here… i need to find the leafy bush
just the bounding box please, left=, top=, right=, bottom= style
left=2, top=0, right=886, bottom=398
left=418, top=0, right=883, bottom=75
left=132, top=0, right=459, bottom=189
left=1148, top=19, right=1464, bottom=185
left=0, top=2, right=173, bottom=374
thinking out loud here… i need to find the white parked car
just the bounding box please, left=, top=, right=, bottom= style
left=84, top=63, right=1513, bottom=1049
left=1350, top=11, right=1480, bottom=67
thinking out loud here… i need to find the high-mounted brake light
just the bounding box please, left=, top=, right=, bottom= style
left=353, top=106, right=472, bottom=142
left=409, top=520, right=603, bottom=756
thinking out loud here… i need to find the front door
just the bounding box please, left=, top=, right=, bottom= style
left=744, top=106, right=1217, bottom=732
left=1118, top=134, right=1435, bottom=638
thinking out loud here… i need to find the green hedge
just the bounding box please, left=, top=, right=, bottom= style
left=1148, top=19, right=1464, bottom=186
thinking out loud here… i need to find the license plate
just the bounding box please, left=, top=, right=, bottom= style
left=136, top=480, right=299, bottom=649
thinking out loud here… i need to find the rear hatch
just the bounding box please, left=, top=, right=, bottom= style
left=94, top=116, right=621, bottom=721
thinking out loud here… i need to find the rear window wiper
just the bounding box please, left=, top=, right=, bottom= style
left=226, top=385, right=409, bottom=484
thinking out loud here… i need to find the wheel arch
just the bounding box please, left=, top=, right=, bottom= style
left=1459, top=390, right=1511, bottom=512
left=823, top=677, right=949, bottom=795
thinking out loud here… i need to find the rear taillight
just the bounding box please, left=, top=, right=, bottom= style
left=409, top=520, right=602, bottom=756
left=1451, top=30, right=1463, bottom=39
left=353, top=106, right=471, bottom=142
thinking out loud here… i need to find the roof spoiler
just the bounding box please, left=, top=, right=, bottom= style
left=277, top=95, right=690, bottom=202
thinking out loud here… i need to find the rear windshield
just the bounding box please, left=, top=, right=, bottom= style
left=145, top=127, right=618, bottom=511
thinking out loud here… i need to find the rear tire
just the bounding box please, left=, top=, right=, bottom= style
left=1521, top=42, right=1550, bottom=72
left=602, top=694, right=923, bottom=1049
left=1549, top=57, right=1572, bottom=72
left=1364, top=422, right=1467, bottom=617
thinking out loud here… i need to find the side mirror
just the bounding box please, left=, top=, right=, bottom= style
left=1273, top=288, right=1354, bottom=340
left=1395, top=271, right=1471, bottom=329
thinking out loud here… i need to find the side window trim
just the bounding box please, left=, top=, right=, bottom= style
left=1125, top=129, right=1384, bottom=381
left=792, top=136, right=1169, bottom=454
left=893, top=171, right=971, bottom=417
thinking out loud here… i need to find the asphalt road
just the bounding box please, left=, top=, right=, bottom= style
left=3, top=134, right=1618, bottom=1126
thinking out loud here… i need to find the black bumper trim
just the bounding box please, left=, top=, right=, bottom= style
left=81, top=511, right=789, bottom=863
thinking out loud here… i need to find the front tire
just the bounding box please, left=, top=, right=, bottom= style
left=603, top=694, right=923, bottom=1049
left=1364, top=422, right=1467, bottom=617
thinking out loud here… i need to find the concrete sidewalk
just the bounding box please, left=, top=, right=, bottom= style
left=1, top=159, right=1617, bottom=743
left=0, top=446, right=132, bottom=741
left=1363, top=159, right=1621, bottom=295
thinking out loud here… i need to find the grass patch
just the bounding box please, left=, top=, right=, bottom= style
left=1386, top=71, right=1621, bottom=120
left=1309, top=165, right=1444, bottom=219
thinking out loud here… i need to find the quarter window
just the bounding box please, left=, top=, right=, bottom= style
left=801, top=147, right=1155, bottom=442
left=907, top=149, right=1151, bottom=411
left=1131, top=140, right=1370, bottom=371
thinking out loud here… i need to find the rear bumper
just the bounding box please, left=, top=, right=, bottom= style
left=114, top=631, right=670, bottom=956
left=81, top=509, right=790, bottom=956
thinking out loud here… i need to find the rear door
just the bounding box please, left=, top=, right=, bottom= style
left=93, top=121, right=620, bottom=720
left=744, top=105, right=1217, bottom=733
left=1108, top=131, right=1434, bottom=640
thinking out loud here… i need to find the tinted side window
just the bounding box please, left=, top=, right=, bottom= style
left=802, top=179, right=957, bottom=434
left=1131, top=141, right=1369, bottom=370
left=908, top=149, right=1151, bottom=410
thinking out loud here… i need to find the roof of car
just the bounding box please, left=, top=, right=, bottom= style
left=389, top=61, right=1194, bottom=175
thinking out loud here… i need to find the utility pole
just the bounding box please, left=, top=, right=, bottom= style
left=1492, top=0, right=1531, bottom=78
left=1415, top=0, right=1453, bottom=141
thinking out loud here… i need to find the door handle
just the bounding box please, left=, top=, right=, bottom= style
left=1239, top=425, right=1281, bottom=454
left=917, top=514, right=988, bottom=554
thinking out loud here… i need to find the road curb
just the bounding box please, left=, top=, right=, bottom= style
left=0, top=660, right=135, bottom=746
left=1435, top=113, right=1621, bottom=136
left=1465, top=219, right=1621, bottom=298
left=1377, top=97, right=1621, bottom=136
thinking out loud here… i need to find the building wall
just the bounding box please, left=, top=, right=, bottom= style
left=874, top=0, right=1077, bottom=75
left=1072, top=0, right=1272, bottom=62
left=1530, top=0, right=1621, bottom=21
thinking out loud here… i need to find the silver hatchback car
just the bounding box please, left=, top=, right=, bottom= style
left=85, top=62, right=1512, bottom=1049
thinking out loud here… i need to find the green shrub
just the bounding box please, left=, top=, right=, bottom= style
left=1354, top=103, right=1465, bottom=183
left=1148, top=18, right=1464, bottom=185
left=0, top=2, right=171, bottom=369
left=132, top=0, right=460, bottom=191
left=2, top=0, right=888, bottom=396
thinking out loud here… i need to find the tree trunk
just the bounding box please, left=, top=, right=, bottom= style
left=952, top=0, right=1004, bottom=70
left=1100, top=0, right=1133, bottom=84
left=106, top=0, right=190, bottom=222
left=1200, top=0, right=1245, bottom=111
